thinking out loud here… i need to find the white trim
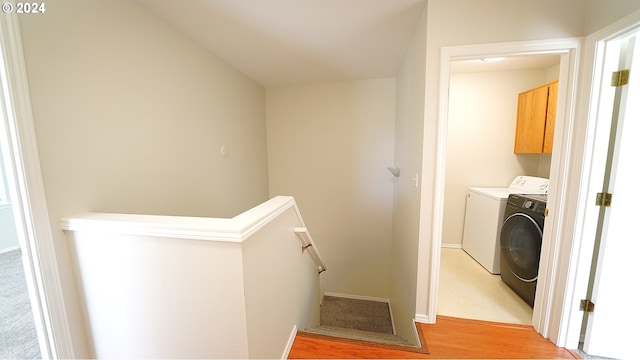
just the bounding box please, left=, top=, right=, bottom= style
left=411, top=319, right=422, bottom=348
left=387, top=301, right=397, bottom=335
left=61, top=213, right=243, bottom=242
left=0, top=5, right=74, bottom=358
left=414, top=314, right=430, bottom=324
left=441, top=243, right=462, bottom=249
left=532, top=47, right=582, bottom=340
left=426, top=38, right=581, bottom=342
left=62, top=196, right=296, bottom=242
left=555, top=9, right=640, bottom=350
left=281, top=325, right=297, bottom=360
left=62, top=196, right=328, bottom=274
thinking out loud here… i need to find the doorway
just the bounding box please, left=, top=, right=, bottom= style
left=574, top=27, right=640, bottom=360
left=0, top=34, right=44, bottom=360
left=0, top=10, right=74, bottom=358
left=428, top=38, right=581, bottom=338
left=438, top=54, right=561, bottom=325
left=438, top=54, right=560, bottom=325
left=0, top=145, right=40, bottom=358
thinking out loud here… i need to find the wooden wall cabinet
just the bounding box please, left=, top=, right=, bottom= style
left=514, top=81, right=558, bottom=153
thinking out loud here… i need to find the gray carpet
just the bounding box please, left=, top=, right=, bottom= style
left=0, top=250, right=41, bottom=359
left=304, top=295, right=411, bottom=346
left=320, top=296, right=394, bottom=334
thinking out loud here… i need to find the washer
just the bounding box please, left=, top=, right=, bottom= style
left=462, top=176, right=548, bottom=274
left=500, top=193, right=547, bottom=307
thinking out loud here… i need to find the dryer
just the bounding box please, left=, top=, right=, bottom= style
left=462, top=176, right=548, bottom=274
left=500, top=193, right=547, bottom=307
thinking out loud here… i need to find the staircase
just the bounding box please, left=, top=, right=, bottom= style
left=301, top=295, right=412, bottom=347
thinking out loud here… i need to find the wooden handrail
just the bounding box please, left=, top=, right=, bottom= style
left=295, top=227, right=327, bottom=274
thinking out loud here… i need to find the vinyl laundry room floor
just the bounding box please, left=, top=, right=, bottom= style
left=437, top=248, right=532, bottom=325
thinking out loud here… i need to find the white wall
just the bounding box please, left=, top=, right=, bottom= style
left=389, top=4, right=427, bottom=345
left=18, top=0, right=269, bottom=355
left=442, top=69, right=553, bottom=247
left=417, top=0, right=586, bottom=321
left=266, top=79, right=396, bottom=299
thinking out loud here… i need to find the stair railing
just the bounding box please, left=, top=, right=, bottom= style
left=295, top=227, right=326, bottom=274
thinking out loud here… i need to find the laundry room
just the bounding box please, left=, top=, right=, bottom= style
left=437, top=54, right=561, bottom=325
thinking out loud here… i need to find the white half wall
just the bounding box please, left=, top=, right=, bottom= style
left=68, top=231, right=249, bottom=359
left=63, top=196, right=323, bottom=359
left=242, top=203, right=321, bottom=358
left=266, top=79, right=396, bottom=299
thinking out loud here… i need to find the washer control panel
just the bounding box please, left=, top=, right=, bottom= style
left=508, top=176, right=549, bottom=194
left=508, top=194, right=547, bottom=215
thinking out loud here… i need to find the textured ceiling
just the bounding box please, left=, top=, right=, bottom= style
left=137, top=0, right=428, bottom=87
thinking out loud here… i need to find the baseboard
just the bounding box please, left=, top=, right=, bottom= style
left=323, top=292, right=390, bottom=304
left=414, top=314, right=432, bottom=324
left=412, top=320, right=423, bottom=349
left=441, top=243, right=462, bottom=249
left=387, top=301, right=397, bottom=335
left=281, top=325, right=297, bottom=360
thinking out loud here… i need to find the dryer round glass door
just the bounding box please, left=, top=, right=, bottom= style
left=500, top=213, right=543, bottom=282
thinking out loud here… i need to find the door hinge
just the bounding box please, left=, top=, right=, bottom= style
left=595, top=192, right=612, bottom=207
left=611, top=69, right=630, bottom=87
left=580, top=299, right=595, bottom=313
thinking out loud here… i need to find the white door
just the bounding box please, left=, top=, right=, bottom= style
left=580, top=30, right=640, bottom=360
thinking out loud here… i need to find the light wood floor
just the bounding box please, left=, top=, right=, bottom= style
left=288, top=316, right=578, bottom=359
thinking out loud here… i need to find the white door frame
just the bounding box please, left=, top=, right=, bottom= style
left=555, top=9, right=640, bottom=351
left=424, top=37, right=582, bottom=343
left=427, top=9, right=640, bottom=350
left=0, top=8, right=74, bottom=359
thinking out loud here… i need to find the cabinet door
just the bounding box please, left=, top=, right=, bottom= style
left=542, top=81, right=558, bottom=153
left=514, top=85, right=549, bottom=153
